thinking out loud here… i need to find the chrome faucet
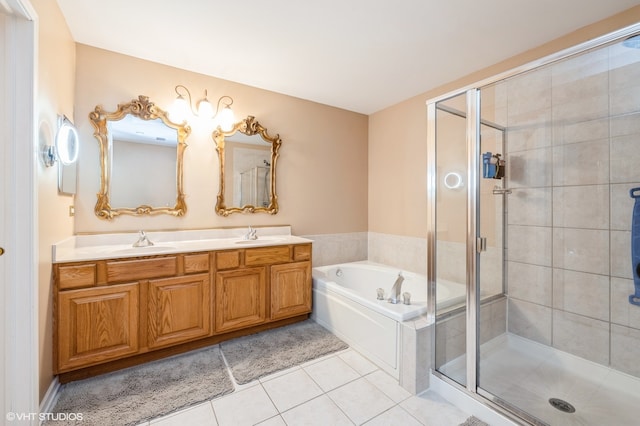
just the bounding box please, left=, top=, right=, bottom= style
left=388, top=272, right=405, bottom=304
left=132, top=230, right=154, bottom=247
left=243, top=225, right=258, bottom=240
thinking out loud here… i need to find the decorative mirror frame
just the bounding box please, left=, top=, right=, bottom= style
left=213, top=116, right=281, bottom=216
left=90, top=95, right=190, bottom=220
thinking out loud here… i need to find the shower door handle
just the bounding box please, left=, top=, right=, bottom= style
left=477, top=237, right=487, bottom=252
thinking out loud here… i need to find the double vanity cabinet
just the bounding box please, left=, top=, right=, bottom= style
left=53, top=237, right=312, bottom=382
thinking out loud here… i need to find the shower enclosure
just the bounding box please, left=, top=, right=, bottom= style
left=427, top=25, right=640, bottom=425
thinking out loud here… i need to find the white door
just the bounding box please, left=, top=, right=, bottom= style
left=1, top=0, right=38, bottom=422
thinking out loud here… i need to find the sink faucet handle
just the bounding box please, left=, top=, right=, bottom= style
left=133, top=230, right=154, bottom=247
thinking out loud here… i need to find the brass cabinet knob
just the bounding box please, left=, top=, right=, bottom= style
left=0, top=247, right=4, bottom=256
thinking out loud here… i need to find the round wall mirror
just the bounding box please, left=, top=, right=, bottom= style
left=55, top=116, right=79, bottom=165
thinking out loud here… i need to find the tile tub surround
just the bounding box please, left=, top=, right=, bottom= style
left=302, top=232, right=368, bottom=267
left=368, top=232, right=427, bottom=275
left=502, top=42, right=640, bottom=378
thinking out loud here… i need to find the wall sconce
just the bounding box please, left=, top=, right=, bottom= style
left=169, top=84, right=235, bottom=131
left=42, top=115, right=79, bottom=167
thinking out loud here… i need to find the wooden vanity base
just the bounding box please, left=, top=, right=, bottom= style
left=53, top=243, right=313, bottom=383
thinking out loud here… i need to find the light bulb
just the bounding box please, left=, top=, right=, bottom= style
left=169, top=95, right=189, bottom=123
left=197, top=98, right=214, bottom=119
left=217, top=106, right=235, bottom=132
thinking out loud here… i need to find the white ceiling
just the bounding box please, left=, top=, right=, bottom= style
left=56, top=0, right=640, bottom=114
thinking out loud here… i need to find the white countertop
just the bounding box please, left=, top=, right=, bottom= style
left=53, top=226, right=312, bottom=263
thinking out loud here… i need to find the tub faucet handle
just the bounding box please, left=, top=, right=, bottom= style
left=403, top=292, right=411, bottom=305
left=376, top=288, right=385, bottom=300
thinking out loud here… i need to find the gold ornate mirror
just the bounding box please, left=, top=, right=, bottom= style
left=213, top=116, right=281, bottom=216
left=90, top=95, right=190, bottom=220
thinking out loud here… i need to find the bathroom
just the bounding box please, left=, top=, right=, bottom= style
left=3, top=0, right=640, bottom=425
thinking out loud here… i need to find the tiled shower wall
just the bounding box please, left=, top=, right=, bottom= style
left=504, top=41, right=640, bottom=378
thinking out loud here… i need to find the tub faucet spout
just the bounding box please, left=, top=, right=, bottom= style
left=388, top=272, right=405, bottom=304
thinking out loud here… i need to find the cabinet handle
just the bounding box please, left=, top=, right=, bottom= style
left=0, top=247, right=4, bottom=256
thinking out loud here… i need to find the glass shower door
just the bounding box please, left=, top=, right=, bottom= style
left=433, top=92, right=469, bottom=387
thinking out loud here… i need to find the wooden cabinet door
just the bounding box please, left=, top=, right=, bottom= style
left=147, top=273, right=211, bottom=349
left=215, top=267, right=267, bottom=333
left=57, top=283, right=139, bottom=372
left=270, top=261, right=312, bottom=320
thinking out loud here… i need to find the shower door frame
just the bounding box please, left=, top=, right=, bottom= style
left=426, top=21, right=640, bottom=425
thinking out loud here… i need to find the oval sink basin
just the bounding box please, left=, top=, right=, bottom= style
left=112, top=245, right=178, bottom=255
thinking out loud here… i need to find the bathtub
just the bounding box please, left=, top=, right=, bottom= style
left=311, top=261, right=465, bottom=379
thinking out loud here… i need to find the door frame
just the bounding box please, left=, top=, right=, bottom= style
left=1, top=0, right=38, bottom=421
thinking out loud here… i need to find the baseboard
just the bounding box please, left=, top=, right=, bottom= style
left=39, top=377, right=61, bottom=423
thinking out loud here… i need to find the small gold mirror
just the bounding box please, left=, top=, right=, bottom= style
left=213, top=116, right=281, bottom=216
left=90, top=95, right=190, bottom=219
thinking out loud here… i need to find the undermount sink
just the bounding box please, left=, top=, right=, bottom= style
left=111, top=245, right=178, bottom=255
left=234, top=237, right=286, bottom=245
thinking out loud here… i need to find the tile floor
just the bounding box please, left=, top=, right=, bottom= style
left=141, top=348, right=473, bottom=426
left=439, top=333, right=640, bottom=426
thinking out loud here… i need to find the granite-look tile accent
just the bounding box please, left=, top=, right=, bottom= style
left=507, top=299, right=552, bottom=345
left=507, top=225, right=552, bottom=266
left=368, top=232, right=427, bottom=275
left=506, top=122, right=552, bottom=153
left=479, top=297, right=507, bottom=344
left=552, top=139, right=610, bottom=186
left=611, top=324, right=640, bottom=378
left=611, top=183, right=640, bottom=231
left=303, top=232, right=367, bottom=267
left=610, top=277, right=640, bottom=329
left=479, top=246, right=503, bottom=297
left=610, top=111, right=640, bottom=137
left=552, top=269, right=610, bottom=322
left=507, top=147, right=552, bottom=188
left=507, top=261, right=552, bottom=306
left=553, top=228, right=609, bottom=275
left=506, top=67, right=551, bottom=121
left=435, top=312, right=466, bottom=368
left=610, top=44, right=640, bottom=117
left=556, top=116, right=608, bottom=146
left=552, top=310, right=610, bottom=365
left=611, top=134, right=640, bottom=184
left=507, top=188, right=552, bottom=227
left=610, top=230, right=631, bottom=280
left=552, top=185, right=609, bottom=230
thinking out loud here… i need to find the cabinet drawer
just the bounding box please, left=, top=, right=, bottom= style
left=245, top=246, right=290, bottom=266
left=106, top=257, right=177, bottom=282
left=58, top=264, right=97, bottom=290
left=293, top=244, right=311, bottom=261
left=216, top=251, right=241, bottom=270
left=184, top=253, right=210, bottom=274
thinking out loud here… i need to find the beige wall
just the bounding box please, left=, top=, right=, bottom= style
left=32, top=0, right=76, bottom=401
left=73, top=45, right=369, bottom=236
left=368, top=5, right=640, bottom=238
